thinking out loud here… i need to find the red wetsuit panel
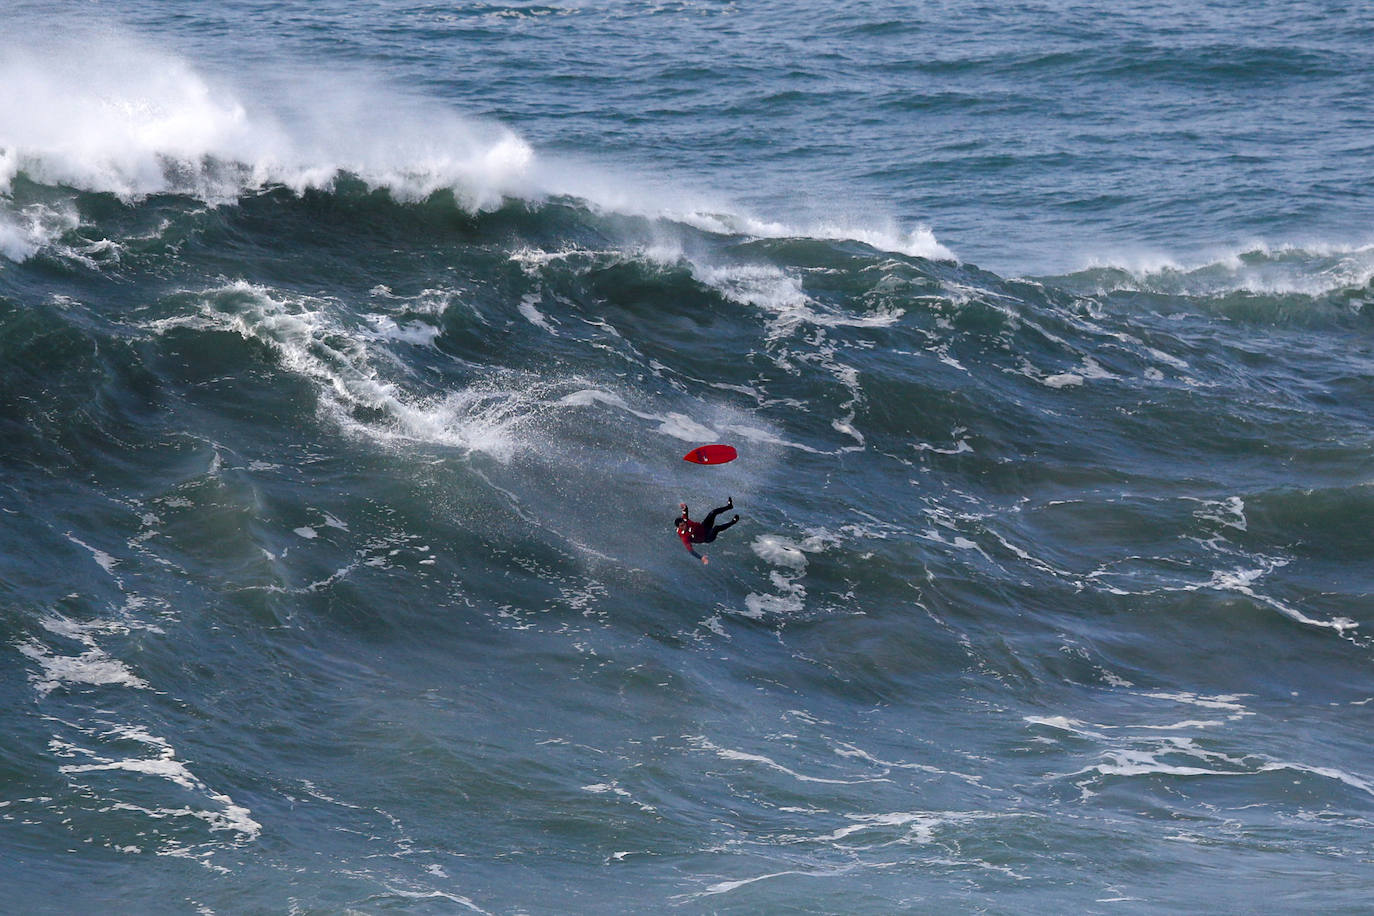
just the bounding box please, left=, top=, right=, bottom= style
left=679, top=519, right=704, bottom=550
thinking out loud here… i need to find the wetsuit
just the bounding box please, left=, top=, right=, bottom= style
left=678, top=501, right=738, bottom=559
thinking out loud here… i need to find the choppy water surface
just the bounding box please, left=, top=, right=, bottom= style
left=3, top=1, right=1373, bottom=912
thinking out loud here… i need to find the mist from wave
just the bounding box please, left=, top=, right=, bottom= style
left=0, top=22, right=954, bottom=268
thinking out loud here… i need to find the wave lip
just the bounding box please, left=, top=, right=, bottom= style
left=679, top=209, right=955, bottom=262
left=0, top=29, right=535, bottom=209
left=1055, top=241, right=1374, bottom=300
left=1, top=26, right=962, bottom=268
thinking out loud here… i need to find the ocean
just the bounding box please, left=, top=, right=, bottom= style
left=3, top=1, right=1373, bottom=912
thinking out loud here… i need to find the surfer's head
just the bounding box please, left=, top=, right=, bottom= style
left=674, top=517, right=685, bottom=530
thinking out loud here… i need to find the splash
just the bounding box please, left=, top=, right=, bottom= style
left=0, top=23, right=955, bottom=267
left=1062, top=241, right=1374, bottom=299
left=0, top=27, right=534, bottom=207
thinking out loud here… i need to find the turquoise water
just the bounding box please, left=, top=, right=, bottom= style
left=3, top=2, right=1374, bottom=912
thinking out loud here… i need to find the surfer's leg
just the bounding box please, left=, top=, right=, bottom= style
left=701, top=500, right=734, bottom=530
left=710, top=515, right=739, bottom=538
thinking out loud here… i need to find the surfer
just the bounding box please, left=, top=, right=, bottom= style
left=676, top=498, right=739, bottom=565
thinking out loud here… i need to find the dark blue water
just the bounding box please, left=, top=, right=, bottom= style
left=4, top=2, right=1374, bottom=912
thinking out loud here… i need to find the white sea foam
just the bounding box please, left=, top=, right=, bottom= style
left=1083, top=749, right=1234, bottom=780
left=18, top=638, right=149, bottom=696
left=21, top=607, right=260, bottom=846
left=752, top=535, right=809, bottom=570
left=0, top=28, right=533, bottom=208
left=742, top=530, right=845, bottom=618
left=691, top=261, right=904, bottom=339
left=17, top=613, right=153, bottom=696
left=363, top=315, right=443, bottom=348
left=65, top=533, right=120, bottom=577
left=168, top=282, right=555, bottom=460
left=60, top=746, right=261, bottom=839
left=1037, top=356, right=1116, bottom=389
left=556, top=384, right=801, bottom=454
left=517, top=294, right=558, bottom=334
left=1020, top=693, right=1370, bottom=805
left=743, top=587, right=806, bottom=618
left=689, top=736, right=886, bottom=786
left=655, top=412, right=720, bottom=442
left=684, top=868, right=843, bottom=900
left=821, top=810, right=993, bottom=844
left=557, top=388, right=630, bottom=410
left=1, top=25, right=957, bottom=267
left=1139, top=691, right=1251, bottom=715
left=1024, top=715, right=1106, bottom=739
left=0, top=214, right=32, bottom=261
left=0, top=200, right=80, bottom=261
left=1060, top=735, right=1374, bottom=804
left=375, top=886, right=489, bottom=914
left=1072, top=240, right=1374, bottom=298
left=166, top=283, right=797, bottom=468
left=1207, top=560, right=1358, bottom=633
left=1260, top=761, right=1374, bottom=799
left=1189, top=496, right=1248, bottom=532
left=680, top=211, right=955, bottom=262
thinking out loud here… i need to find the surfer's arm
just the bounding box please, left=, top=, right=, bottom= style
left=680, top=532, right=706, bottom=562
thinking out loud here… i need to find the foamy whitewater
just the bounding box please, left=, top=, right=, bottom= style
left=4, top=2, right=1374, bottom=913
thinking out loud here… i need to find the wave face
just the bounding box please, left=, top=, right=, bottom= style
left=4, top=3, right=1374, bottom=913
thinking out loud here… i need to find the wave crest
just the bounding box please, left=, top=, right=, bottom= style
left=0, top=28, right=535, bottom=208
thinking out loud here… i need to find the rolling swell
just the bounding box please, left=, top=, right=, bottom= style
left=3, top=166, right=1374, bottom=911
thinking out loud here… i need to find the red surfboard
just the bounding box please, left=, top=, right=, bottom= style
left=683, top=444, right=738, bottom=465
